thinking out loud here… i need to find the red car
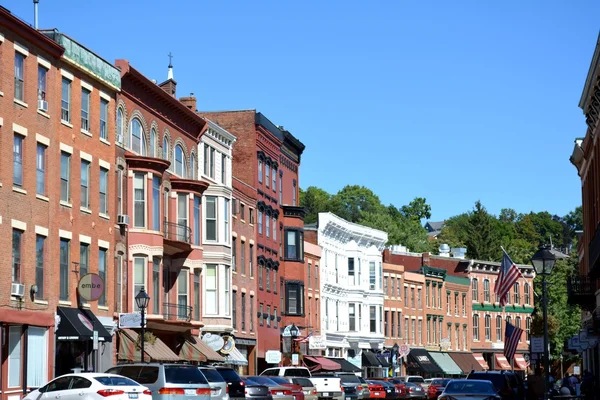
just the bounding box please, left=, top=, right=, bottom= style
left=269, top=377, right=306, bottom=400
left=366, top=381, right=386, bottom=399
left=369, top=379, right=407, bottom=397
left=426, top=378, right=450, bottom=399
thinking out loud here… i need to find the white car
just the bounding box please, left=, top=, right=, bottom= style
left=24, top=373, right=152, bottom=400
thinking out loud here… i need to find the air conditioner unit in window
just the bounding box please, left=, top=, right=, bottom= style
left=11, top=283, right=25, bottom=297
left=38, top=99, right=48, bottom=112
left=369, top=284, right=376, bottom=290
left=117, top=214, right=130, bottom=226
left=116, top=134, right=124, bottom=144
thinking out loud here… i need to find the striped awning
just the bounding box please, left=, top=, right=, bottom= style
left=224, top=346, right=248, bottom=366
left=180, top=337, right=224, bottom=363
left=494, top=354, right=511, bottom=370
left=117, top=329, right=179, bottom=362
left=514, top=354, right=528, bottom=371
left=473, top=353, right=490, bottom=370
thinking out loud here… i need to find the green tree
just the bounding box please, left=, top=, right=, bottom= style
left=401, top=197, right=432, bottom=221
left=465, top=201, right=501, bottom=261
left=300, top=186, right=332, bottom=224
left=330, top=185, right=385, bottom=223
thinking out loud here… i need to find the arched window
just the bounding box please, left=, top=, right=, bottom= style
left=150, top=128, right=157, bottom=157
left=163, top=136, right=169, bottom=161
left=506, top=315, right=512, bottom=326
left=117, top=108, right=124, bottom=144
left=174, top=144, right=186, bottom=178
left=484, top=314, right=491, bottom=341
left=190, top=155, right=195, bottom=180
left=473, top=314, right=479, bottom=341
left=130, top=118, right=146, bottom=155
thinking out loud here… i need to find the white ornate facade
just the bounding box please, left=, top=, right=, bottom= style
left=315, top=212, right=388, bottom=368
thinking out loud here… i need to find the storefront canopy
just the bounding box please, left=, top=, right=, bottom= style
left=429, top=352, right=463, bottom=376
left=514, top=354, right=528, bottom=371
left=180, top=336, right=224, bottom=363
left=304, top=356, right=341, bottom=372
left=224, top=346, right=248, bottom=366
left=362, top=350, right=383, bottom=367
left=118, top=329, right=179, bottom=362
left=327, top=358, right=361, bottom=372
left=494, top=354, right=511, bottom=371
left=56, top=307, right=112, bottom=342
left=448, top=352, right=483, bottom=373
left=406, top=348, right=444, bottom=375
left=473, top=353, right=490, bottom=370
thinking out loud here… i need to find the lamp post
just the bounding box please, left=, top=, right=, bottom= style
left=531, top=245, right=556, bottom=400
left=290, top=323, right=300, bottom=365
left=135, top=287, right=150, bottom=362
left=392, top=344, right=399, bottom=377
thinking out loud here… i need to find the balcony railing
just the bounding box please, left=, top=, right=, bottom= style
left=163, top=302, right=193, bottom=322
left=567, top=275, right=596, bottom=311
left=163, top=221, right=192, bottom=244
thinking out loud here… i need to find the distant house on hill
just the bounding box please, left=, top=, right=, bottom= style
left=424, top=220, right=445, bottom=239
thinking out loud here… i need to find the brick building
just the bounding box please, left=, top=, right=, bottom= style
left=304, top=240, right=322, bottom=354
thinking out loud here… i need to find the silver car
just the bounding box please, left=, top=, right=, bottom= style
left=438, top=380, right=501, bottom=400
left=107, top=363, right=211, bottom=400
left=199, top=367, right=230, bottom=400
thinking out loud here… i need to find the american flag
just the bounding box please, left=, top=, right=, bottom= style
left=294, top=332, right=313, bottom=343
left=495, top=250, right=523, bottom=307
left=504, top=322, right=523, bottom=362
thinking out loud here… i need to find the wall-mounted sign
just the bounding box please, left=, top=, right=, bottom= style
left=266, top=350, right=282, bottom=364
left=309, top=335, right=326, bottom=349
left=202, top=333, right=225, bottom=352
left=398, top=344, right=410, bottom=358
left=531, top=337, right=544, bottom=353
left=118, top=313, right=145, bottom=329
left=78, top=273, right=105, bottom=302
left=291, top=353, right=299, bottom=366
left=440, top=338, right=451, bottom=351
left=221, top=336, right=236, bottom=354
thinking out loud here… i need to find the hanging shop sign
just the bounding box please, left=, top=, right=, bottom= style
left=78, top=273, right=105, bottom=302
left=221, top=336, right=236, bottom=354
left=309, top=335, right=327, bottom=350
left=203, top=333, right=226, bottom=352
left=266, top=350, right=282, bottom=364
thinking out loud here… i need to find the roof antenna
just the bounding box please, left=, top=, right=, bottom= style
left=549, top=234, right=553, bottom=249
left=33, top=0, right=39, bottom=29
left=167, top=52, right=174, bottom=80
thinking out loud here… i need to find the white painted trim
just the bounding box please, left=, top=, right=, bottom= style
left=37, top=56, right=51, bottom=69
left=249, top=239, right=255, bottom=245
left=232, top=231, right=238, bottom=238
left=11, top=219, right=26, bottom=230
left=35, top=225, right=48, bottom=236
left=99, top=91, right=111, bottom=101
left=36, top=133, right=50, bottom=146
left=59, top=229, right=72, bottom=240
left=14, top=42, right=29, bottom=56
left=60, top=142, right=73, bottom=154
left=98, top=239, right=110, bottom=249
left=80, top=150, right=92, bottom=162
left=0, top=117, right=3, bottom=126
left=12, top=123, right=27, bottom=136
left=61, top=69, right=74, bottom=81
left=241, top=236, right=247, bottom=242
left=99, top=159, right=111, bottom=170
left=0, top=32, right=4, bottom=42
left=81, top=80, right=93, bottom=92
left=79, top=234, right=91, bottom=244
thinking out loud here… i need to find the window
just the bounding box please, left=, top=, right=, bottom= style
left=35, top=235, right=45, bottom=299
left=292, top=179, right=297, bottom=206
left=266, top=213, right=270, bottom=238
left=285, top=229, right=304, bottom=261
left=274, top=308, right=278, bottom=328
left=61, top=77, right=71, bottom=121
left=273, top=169, right=277, bottom=192
left=60, top=238, right=70, bottom=301
left=412, top=319, right=417, bottom=344
left=496, top=315, right=502, bottom=341
left=133, top=257, right=146, bottom=311
left=433, top=318, right=437, bottom=344
left=225, top=266, right=231, bottom=315
left=79, top=243, right=89, bottom=277
left=206, top=265, right=217, bottom=314
left=418, top=288, right=422, bottom=309
left=117, top=169, right=123, bottom=215
left=369, top=306, right=376, bottom=333
left=36, top=144, right=46, bottom=195
left=177, top=269, right=188, bottom=319
left=148, top=128, right=156, bottom=157
left=526, top=317, right=531, bottom=341
left=404, top=286, right=408, bottom=304
left=134, top=173, right=146, bottom=228
left=81, top=88, right=90, bottom=131
left=153, top=257, right=161, bottom=315
left=232, top=291, right=237, bottom=329
left=203, top=144, right=215, bottom=178
left=117, top=108, right=124, bottom=144
left=384, top=311, right=389, bottom=336
left=485, top=315, right=491, bottom=341
left=426, top=284, right=430, bottom=306
left=411, top=288, right=415, bottom=308
left=273, top=270, right=277, bottom=293
left=191, top=269, right=199, bottom=320
left=438, top=286, right=442, bottom=308
left=349, top=304, right=356, bottom=331
left=266, top=305, right=271, bottom=327
left=286, top=282, right=304, bottom=315
left=258, top=160, right=263, bottom=183
left=463, top=326, right=468, bottom=350
left=249, top=208, right=255, bottom=224
left=462, top=294, right=466, bottom=316
left=240, top=241, right=246, bottom=275
left=249, top=244, right=254, bottom=277
left=12, top=229, right=22, bottom=283
left=151, top=177, right=161, bottom=231
left=190, top=196, right=199, bottom=246
left=221, top=154, right=227, bottom=184
left=163, top=136, right=169, bottom=161
left=258, top=263, right=263, bottom=289
left=516, top=316, right=522, bottom=341
left=265, top=164, right=270, bottom=188
left=205, top=196, right=217, bottom=241
left=427, top=319, right=431, bottom=343
left=273, top=217, right=277, bottom=240
left=279, top=172, right=283, bottom=203
left=190, top=154, right=195, bottom=180
left=177, top=193, right=188, bottom=242
left=8, top=326, right=21, bottom=388
left=240, top=203, right=245, bottom=220
left=259, top=304, right=264, bottom=326
left=250, top=296, right=254, bottom=331
left=224, top=199, right=230, bottom=243
left=174, top=145, right=186, bottom=177
left=391, top=277, right=395, bottom=296
left=483, top=279, right=490, bottom=302
left=471, top=278, right=478, bottom=302
left=473, top=314, right=479, bottom=341
left=81, top=160, right=90, bottom=209
left=369, top=262, right=376, bottom=290
left=506, top=315, right=511, bottom=326
left=130, top=119, right=146, bottom=155
left=99, top=248, right=107, bottom=306
left=13, top=134, right=23, bottom=186
left=258, top=210, right=263, bottom=234
left=15, top=53, right=25, bottom=101
left=513, top=282, right=521, bottom=304
left=266, top=267, right=271, bottom=291
left=241, top=292, right=246, bottom=331
left=524, top=283, right=531, bottom=305
left=447, top=292, right=451, bottom=314
left=27, top=327, right=48, bottom=387
left=100, top=168, right=108, bottom=215
left=38, top=65, right=47, bottom=102
left=397, top=278, right=401, bottom=297
left=455, top=325, right=460, bottom=350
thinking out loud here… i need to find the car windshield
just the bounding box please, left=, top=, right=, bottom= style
left=270, top=377, right=291, bottom=385
left=405, top=382, right=418, bottom=388
left=248, top=377, right=278, bottom=386
left=339, top=375, right=361, bottom=384
left=94, top=376, right=140, bottom=386
left=244, top=379, right=260, bottom=386
left=165, top=366, right=208, bottom=384
left=284, top=369, right=310, bottom=377
left=218, top=369, right=242, bottom=383
left=445, top=381, right=496, bottom=394
left=200, top=369, right=225, bottom=383
left=431, top=379, right=451, bottom=387
left=293, top=378, right=314, bottom=387
left=408, top=377, right=424, bottom=383
left=359, top=378, right=367, bottom=384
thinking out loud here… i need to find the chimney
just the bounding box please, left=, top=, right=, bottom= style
left=33, top=0, right=39, bottom=29
left=180, top=93, right=197, bottom=112
left=422, top=252, right=430, bottom=266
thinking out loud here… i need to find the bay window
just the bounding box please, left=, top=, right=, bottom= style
left=205, top=264, right=217, bottom=314
left=133, top=257, right=146, bottom=311
left=369, top=306, right=376, bottom=333
left=133, top=173, right=146, bottom=228
left=205, top=196, right=217, bottom=241
left=177, top=269, right=188, bottom=319
left=285, top=228, right=304, bottom=261
left=152, top=177, right=160, bottom=231
left=285, top=281, right=304, bottom=315
left=130, top=119, right=145, bottom=155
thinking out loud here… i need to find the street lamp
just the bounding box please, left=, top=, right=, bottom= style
left=290, top=324, right=300, bottom=364
left=531, top=245, right=556, bottom=400
left=135, top=287, right=150, bottom=362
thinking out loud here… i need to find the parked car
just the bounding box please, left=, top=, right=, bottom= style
left=358, top=377, right=370, bottom=399
left=260, top=367, right=312, bottom=378
left=215, top=367, right=246, bottom=400
left=438, top=379, right=501, bottom=400
left=106, top=364, right=211, bottom=400
left=366, top=381, right=386, bottom=399
left=268, top=377, right=305, bottom=400
left=379, top=381, right=399, bottom=399
left=24, top=373, right=153, bottom=400
left=271, top=377, right=317, bottom=400
left=244, top=376, right=295, bottom=400
left=199, top=367, right=230, bottom=400
left=398, top=377, right=425, bottom=387
left=367, top=378, right=406, bottom=398
left=323, top=372, right=363, bottom=400
left=399, top=382, right=425, bottom=399
left=243, top=379, right=273, bottom=400
left=426, top=378, right=451, bottom=399
left=308, top=374, right=344, bottom=400
left=466, top=370, right=523, bottom=400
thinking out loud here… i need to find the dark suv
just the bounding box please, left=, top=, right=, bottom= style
left=215, top=367, right=245, bottom=400
left=466, top=371, right=524, bottom=400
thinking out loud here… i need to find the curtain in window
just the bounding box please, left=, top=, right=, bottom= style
left=27, top=327, right=47, bottom=387
left=8, top=326, right=21, bottom=388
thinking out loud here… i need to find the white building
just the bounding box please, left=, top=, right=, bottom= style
left=198, top=119, right=236, bottom=335
left=308, top=212, right=388, bottom=373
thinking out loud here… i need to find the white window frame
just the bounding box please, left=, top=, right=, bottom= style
left=174, top=144, right=186, bottom=178
left=8, top=326, right=21, bottom=388
left=133, top=173, right=147, bottom=228
left=80, top=160, right=91, bottom=210
left=133, top=256, right=147, bottom=311
left=81, top=87, right=91, bottom=132
left=61, top=76, right=71, bottom=123
left=205, top=264, right=218, bottom=315
left=130, top=118, right=146, bottom=155
left=205, top=196, right=217, bottom=242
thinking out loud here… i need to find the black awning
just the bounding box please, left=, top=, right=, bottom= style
left=362, top=350, right=382, bottom=367
left=377, top=356, right=391, bottom=368
left=406, top=348, right=443, bottom=375
left=327, top=357, right=361, bottom=372
left=56, top=307, right=112, bottom=342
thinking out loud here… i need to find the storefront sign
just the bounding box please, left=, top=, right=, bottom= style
left=531, top=337, right=544, bottom=353
left=221, top=336, right=236, bottom=354
left=118, top=313, right=144, bottom=329
left=309, top=335, right=326, bottom=349
left=78, top=273, right=105, bottom=302
left=266, top=350, right=282, bottom=364
left=398, top=344, right=410, bottom=357
left=292, top=353, right=299, bottom=365
left=440, top=338, right=451, bottom=351
left=203, top=333, right=225, bottom=352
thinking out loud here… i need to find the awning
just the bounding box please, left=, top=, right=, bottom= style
left=56, top=307, right=112, bottom=342
left=179, top=336, right=224, bottom=363
left=304, top=356, right=341, bottom=372
left=117, top=329, right=179, bottom=362
left=377, top=356, right=391, bottom=368
left=473, top=353, right=490, bottom=370
left=361, top=350, right=382, bottom=367
left=429, top=352, right=463, bottom=375
left=327, top=358, right=361, bottom=372
left=514, top=354, right=528, bottom=371
left=224, top=346, right=248, bottom=366
left=494, top=354, right=511, bottom=370
left=406, top=348, right=444, bottom=375
left=448, top=352, right=483, bottom=373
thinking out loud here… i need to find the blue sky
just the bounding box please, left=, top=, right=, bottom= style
left=6, top=0, right=598, bottom=220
